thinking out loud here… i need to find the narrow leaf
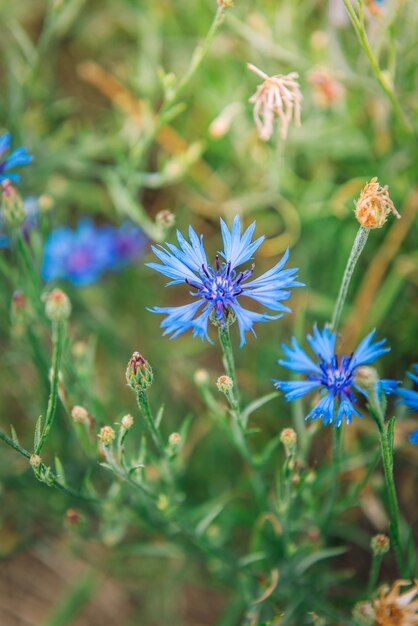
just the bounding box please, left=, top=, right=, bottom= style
left=34, top=415, right=43, bottom=449
left=55, top=456, right=66, bottom=484
left=155, top=404, right=164, bottom=429
left=241, top=392, right=279, bottom=427
left=10, top=425, right=20, bottom=445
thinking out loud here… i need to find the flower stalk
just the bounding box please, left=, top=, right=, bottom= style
left=331, top=226, right=369, bottom=332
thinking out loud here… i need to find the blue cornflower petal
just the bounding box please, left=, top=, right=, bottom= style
left=0, top=132, right=11, bottom=156
left=220, top=215, right=264, bottom=269
left=306, top=392, right=335, bottom=426
left=335, top=396, right=361, bottom=427
left=306, top=325, right=336, bottom=362
left=150, top=301, right=205, bottom=340
left=273, top=379, right=321, bottom=400
left=278, top=337, right=321, bottom=374
left=408, top=429, right=418, bottom=444
left=0, top=133, right=32, bottom=181
left=351, top=328, right=390, bottom=368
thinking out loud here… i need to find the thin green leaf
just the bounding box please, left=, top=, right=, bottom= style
left=34, top=415, right=43, bottom=450
left=54, top=456, right=66, bottom=485
left=241, top=392, right=279, bottom=427
left=155, top=404, right=165, bottom=429
left=196, top=502, right=225, bottom=536
left=295, top=546, right=347, bottom=576
left=10, top=425, right=20, bottom=446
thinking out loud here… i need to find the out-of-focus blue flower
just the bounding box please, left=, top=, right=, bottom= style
left=274, top=326, right=395, bottom=427
left=0, top=132, right=32, bottom=183
left=148, top=214, right=302, bottom=346
left=0, top=195, right=39, bottom=248
left=41, top=219, right=147, bottom=285
left=396, top=364, right=418, bottom=444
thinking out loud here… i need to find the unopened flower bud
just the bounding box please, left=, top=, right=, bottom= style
left=168, top=432, right=181, bottom=447
left=30, top=454, right=42, bottom=470
left=217, top=0, right=234, bottom=7
left=155, top=209, right=175, bottom=229
left=217, top=375, right=234, bottom=394
left=354, top=366, right=379, bottom=393
left=371, top=533, right=390, bottom=556
left=99, top=425, right=115, bottom=445
left=126, top=352, right=153, bottom=392
left=121, top=414, right=134, bottom=430
left=352, top=602, right=375, bottom=626
left=280, top=428, right=297, bottom=452
left=355, top=177, right=400, bottom=229
left=42, top=288, right=71, bottom=321
left=71, top=405, right=90, bottom=426
left=194, top=368, right=209, bottom=385
left=1, top=180, right=24, bottom=226
left=11, top=290, right=29, bottom=325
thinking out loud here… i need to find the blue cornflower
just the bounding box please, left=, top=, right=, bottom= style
left=0, top=132, right=32, bottom=182
left=274, top=326, right=396, bottom=427
left=396, top=365, right=418, bottom=444
left=148, top=214, right=301, bottom=346
left=41, top=219, right=147, bottom=285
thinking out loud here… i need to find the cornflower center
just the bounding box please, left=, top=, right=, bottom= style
left=311, top=354, right=354, bottom=398
left=186, top=255, right=255, bottom=321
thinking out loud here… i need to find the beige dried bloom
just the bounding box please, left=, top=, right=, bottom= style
left=247, top=63, right=302, bottom=141
left=99, top=425, right=115, bottom=446
left=71, top=405, right=90, bottom=426
left=355, top=177, right=400, bottom=229
left=374, top=579, right=418, bottom=626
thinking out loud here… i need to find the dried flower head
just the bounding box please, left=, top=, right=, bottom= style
left=155, top=210, right=175, bottom=229
left=355, top=177, right=400, bottom=229
left=374, top=579, right=418, bottom=626
left=217, top=375, right=234, bottom=394
left=248, top=63, right=302, bottom=141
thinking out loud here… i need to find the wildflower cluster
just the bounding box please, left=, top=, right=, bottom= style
left=42, top=219, right=147, bottom=285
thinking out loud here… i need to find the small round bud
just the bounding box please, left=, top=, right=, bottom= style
left=352, top=602, right=375, bottom=626
left=121, top=414, right=134, bottom=430
left=30, top=454, right=42, bottom=470
left=126, top=352, right=153, bottom=393
left=194, top=368, right=209, bottom=385
left=355, top=177, right=400, bottom=229
left=42, top=289, right=71, bottom=321
left=99, top=425, right=115, bottom=446
left=1, top=180, right=25, bottom=226
left=354, top=366, right=379, bottom=394
left=280, top=428, right=297, bottom=448
left=217, top=375, right=233, bottom=394
left=370, top=534, right=390, bottom=556
left=38, top=194, right=54, bottom=212
left=65, top=508, right=81, bottom=525
left=155, top=209, right=175, bottom=229
left=168, top=432, right=181, bottom=447
left=71, top=405, right=90, bottom=426
left=11, top=290, right=30, bottom=328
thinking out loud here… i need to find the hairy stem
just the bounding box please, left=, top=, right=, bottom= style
left=331, top=226, right=369, bottom=332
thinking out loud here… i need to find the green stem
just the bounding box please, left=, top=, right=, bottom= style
left=367, top=553, right=382, bottom=596
left=136, top=391, right=165, bottom=456
left=331, top=226, right=370, bottom=332
left=368, top=393, right=407, bottom=576
left=0, top=430, right=96, bottom=501
left=218, top=324, right=240, bottom=411
left=322, top=426, right=342, bottom=532
left=36, top=320, right=65, bottom=454
left=342, top=0, right=412, bottom=134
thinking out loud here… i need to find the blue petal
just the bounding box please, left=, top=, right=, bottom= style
left=0, top=132, right=11, bottom=156
left=278, top=336, right=321, bottom=374
left=273, top=379, right=320, bottom=400
left=334, top=396, right=361, bottom=427
left=306, top=325, right=336, bottom=362
left=230, top=301, right=278, bottom=348
left=4, top=146, right=33, bottom=169
left=149, top=300, right=205, bottom=339
left=351, top=329, right=390, bottom=368
left=220, top=214, right=264, bottom=269
left=408, top=429, right=418, bottom=444
left=0, top=172, right=20, bottom=182
left=306, top=392, right=335, bottom=426
left=147, top=244, right=203, bottom=285
left=396, top=388, right=418, bottom=413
